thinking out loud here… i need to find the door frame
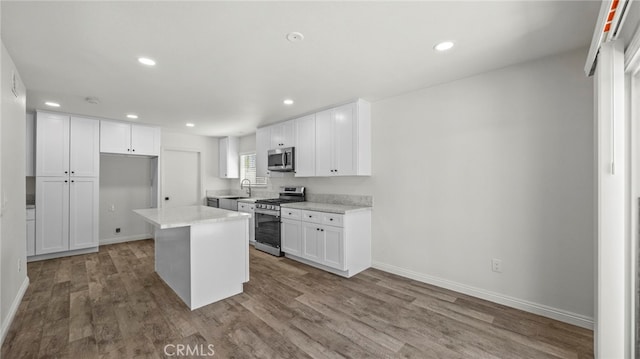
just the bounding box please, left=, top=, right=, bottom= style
left=160, top=146, right=203, bottom=208
left=626, top=29, right=640, bottom=359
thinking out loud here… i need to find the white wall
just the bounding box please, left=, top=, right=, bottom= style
left=99, top=155, right=155, bottom=244
left=371, top=47, right=594, bottom=325
left=245, top=48, right=595, bottom=325
left=161, top=131, right=232, bottom=202
left=1, top=42, right=28, bottom=343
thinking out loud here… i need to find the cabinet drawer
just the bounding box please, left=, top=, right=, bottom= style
left=238, top=202, right=255, bottom=213
left=322, top=213, right=343, bottom=227
left=282, top=208, right=301, bottom=220
left=301, top=210, right=323, bottom=224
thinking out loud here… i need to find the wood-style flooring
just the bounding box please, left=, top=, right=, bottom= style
left=2, top=240, right=593, bottom=358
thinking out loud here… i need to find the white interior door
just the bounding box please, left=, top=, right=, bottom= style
left=163, top=149, right=201, bottom=208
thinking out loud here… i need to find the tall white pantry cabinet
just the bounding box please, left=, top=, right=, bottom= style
left=35, top=112, right=99, bottom=255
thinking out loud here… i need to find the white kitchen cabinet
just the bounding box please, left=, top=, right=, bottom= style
left=35, top=177, right=69, bottom=254
left=280, top=207, right=371, bottom=277
left=69, top=177, right=99, bottom=250
left=256, top=127, right=270, bottom=178
left=36, top=113, right=100, bottom=178
left=281, top=219, right=301, bottom=256
left=322, top=226, right=345, bottom=270
left=26, top=208, right=35, bottom=256
left=35, top=176, right=99, bottom=255
left=238, top=202, right=256, bottom=244
left=315, top=100, right=371, bottom=176
left=270, top=120, right=295, bottom=149
left=301, top=221, right=344, bottom=271
left=301, top=223, right=324, bottom=263
left=131, top=124, right=161, bottom=156
left=70, top=117, right=100, bottom=177
left=294, top=115, right=316, bottom=177
left=100, top=121, right=161, bottom=156
left=25, top=113, right=35, bottom=176
left=219, top=136, right=239, bottom=178
left=36, top=112, right=69, bottom=177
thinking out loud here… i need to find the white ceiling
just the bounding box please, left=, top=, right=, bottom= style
left=1, top=1, right=599, bottom=137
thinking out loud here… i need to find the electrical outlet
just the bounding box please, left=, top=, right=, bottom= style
left=115, top=228, right=121, bottom=234
left=491, top=258, right=503, bottom=273
left=17, top=258, right=22, bottom=272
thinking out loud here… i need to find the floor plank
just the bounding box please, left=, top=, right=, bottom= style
left=2, top=240, right=593, bottom=358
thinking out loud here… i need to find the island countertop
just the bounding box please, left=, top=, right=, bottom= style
left=134, top=205, right=250, bottom=229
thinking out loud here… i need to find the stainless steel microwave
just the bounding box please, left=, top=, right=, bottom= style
left=268, top=147, right=294, bottom=172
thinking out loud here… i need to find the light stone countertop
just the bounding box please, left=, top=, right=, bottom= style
left=207, top=195, right=250, bottom=199
left=280, top=202, right=372, bottom=214
left=236, top=197, right=269, bottom=204
left=134, top=205, right=250, bottom=229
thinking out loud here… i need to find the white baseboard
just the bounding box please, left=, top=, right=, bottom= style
left=0, top=276, right=29, bottom=346
left=100, top=234, right=153, bottom=245
left=372, top=261, right=594, bottom=330
left=27, top=247, right=98, bottom=263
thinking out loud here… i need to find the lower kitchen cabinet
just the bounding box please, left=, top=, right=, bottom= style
left=238, top=201, right=256, bottom=244
left=280, top=207, right=371, bottom=277
left=35, top=176, right=98, bottom=255
left=301, top=223, right=344, bottom=270
left=281, top=219, right=301, bottom=255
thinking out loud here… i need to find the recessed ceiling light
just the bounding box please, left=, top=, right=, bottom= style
left=126, top=114, right=139, bottom=119
left=45, top=101, right=60, bottom=107
left=283, top=99, right=294, bottom=105
left=286, top=32, right=304, bottom=43
left=138, top=57, right=156, bottom=66
left=186, top=123, right=195, bottom=127
left=434, top=41, right=455, bottom=52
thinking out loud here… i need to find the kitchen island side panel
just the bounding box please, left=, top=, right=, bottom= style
left=154, top=226, right=191, bottom=306
left=189, top=218, right=249, bottom=309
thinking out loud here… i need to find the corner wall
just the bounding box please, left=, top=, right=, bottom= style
left=99, top=155, right=154, bottom=244
left=250, top=47, right=595, bottom=326
left=1, top=42, right=28, bottom=343
left=161, top=131, right=233, bottom=203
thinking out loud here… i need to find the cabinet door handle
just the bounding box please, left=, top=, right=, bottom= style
left=64, top=180, right=68, bottom=183
left=71, top=171, right=74, bottom=174
left=127, top=148, right=130, bottom=152
left=321, top=229, right=324, bottom=232
left=132, top=149, right=135, bottom=152
left=64, top=171, right=68, bottom=174
left=329, top=218, right=333, bottom=221
left=71, top=180, right=75, bottom=183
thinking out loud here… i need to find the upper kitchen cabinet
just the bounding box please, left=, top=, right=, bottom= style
left=269, top=120, right=295, bottom=149
left=294, top=114, right=316, bottom=177
left=219, top=136, right=239, bottom=178
left=36, top=112, right=100, bottom=177
left=315, top=100, right=371, bottom=176
left=100, top=120, right=161, bottom=156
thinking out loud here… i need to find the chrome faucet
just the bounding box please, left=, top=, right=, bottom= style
left=240, top=179, right=252, bottom=197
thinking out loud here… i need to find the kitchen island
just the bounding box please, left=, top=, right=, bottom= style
left=134, top=205, right=250, bottom=310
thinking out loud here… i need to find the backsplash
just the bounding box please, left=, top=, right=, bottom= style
left=206, top=188, right=373, bottom=207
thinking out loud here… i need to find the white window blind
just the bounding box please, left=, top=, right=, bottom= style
left=240, top=153, right=267, bottom=186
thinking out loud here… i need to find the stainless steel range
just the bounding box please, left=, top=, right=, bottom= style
left=254, top=186, right=305, bottom=256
